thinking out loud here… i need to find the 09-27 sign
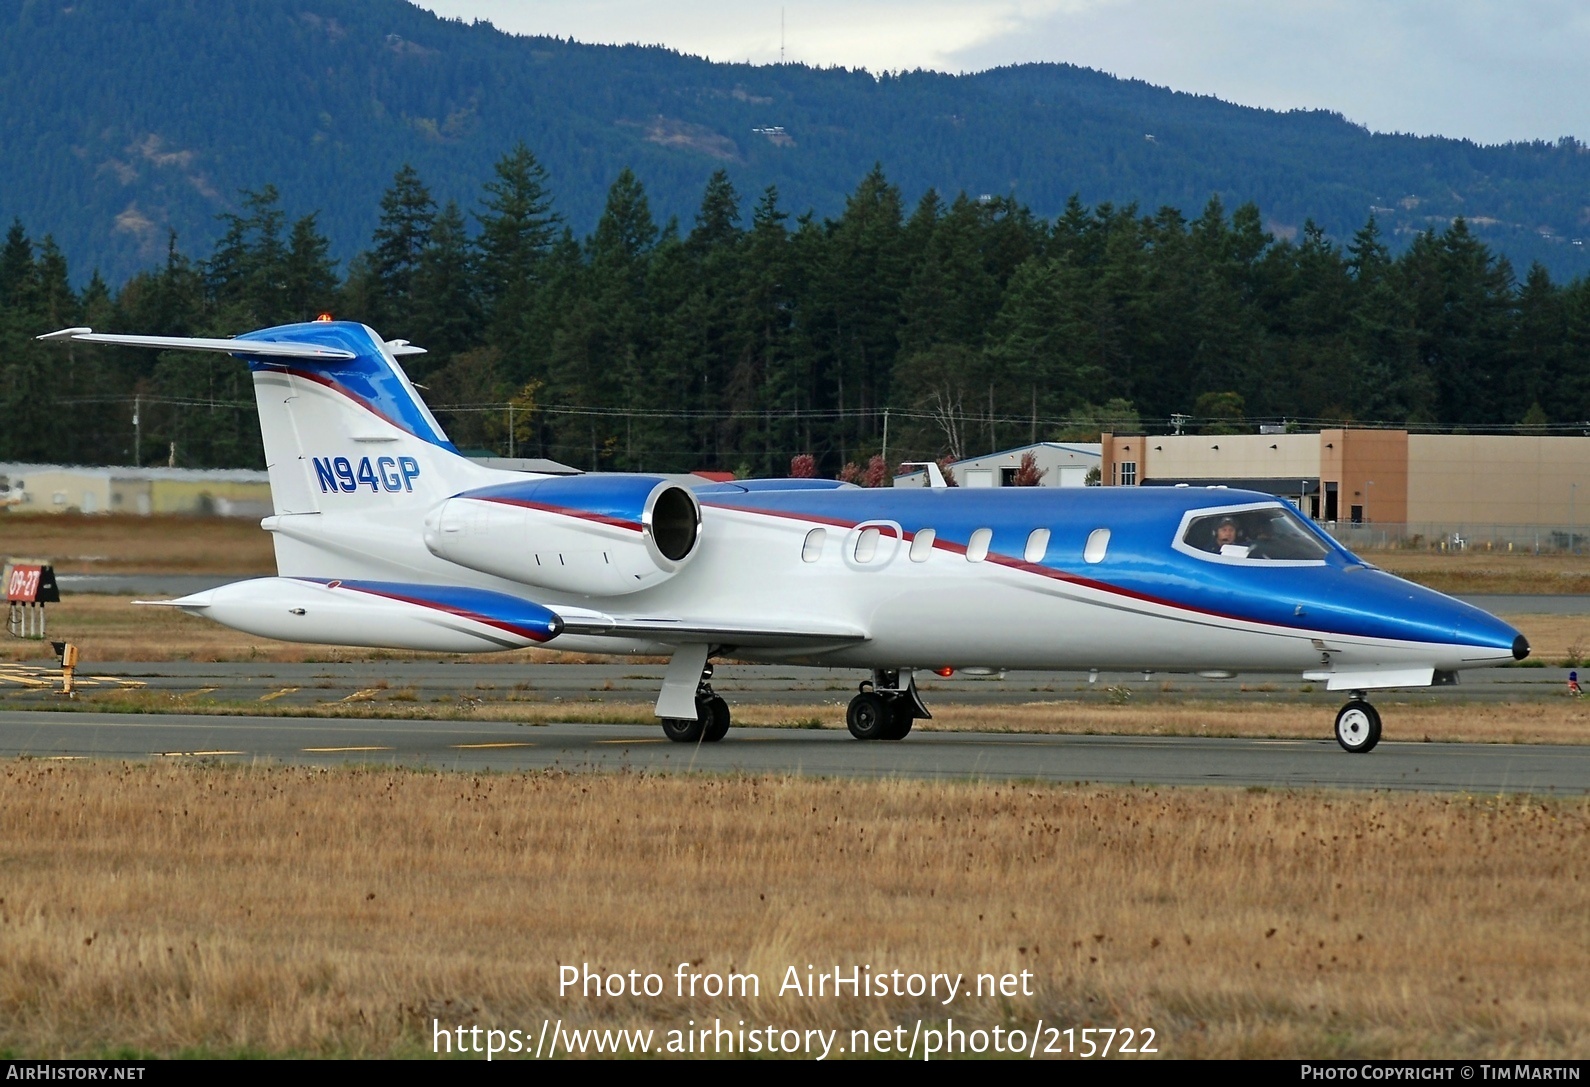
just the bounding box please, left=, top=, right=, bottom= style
left=5, top=564, right=59, bottom=603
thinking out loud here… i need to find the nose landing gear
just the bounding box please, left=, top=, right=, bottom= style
left=1334, top=694, right=1381, bottom=753
left=847, top=669, right=929, bottom=741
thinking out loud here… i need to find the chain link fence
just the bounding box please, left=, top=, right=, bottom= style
left=1322, top=522, right=1589, bottom=554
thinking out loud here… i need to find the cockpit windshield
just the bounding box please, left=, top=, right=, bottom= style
left=1181, top=505, right=1331, bottom=562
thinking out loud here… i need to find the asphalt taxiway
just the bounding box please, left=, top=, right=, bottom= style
left=1, top=711, right=1584, bottom=794
left=4, top=585, right=1584, bottom=792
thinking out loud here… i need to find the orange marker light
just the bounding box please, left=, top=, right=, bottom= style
left=315, top=312, right=334, bottom=322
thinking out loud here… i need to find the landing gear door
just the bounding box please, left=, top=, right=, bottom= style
left=656, top=643, right=710, bottom=720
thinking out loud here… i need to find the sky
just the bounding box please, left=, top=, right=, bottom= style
left=414, top=1, right=1586, bottom=145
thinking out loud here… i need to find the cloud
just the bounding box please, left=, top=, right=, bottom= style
left=417, top=1, right=1070, bottom=68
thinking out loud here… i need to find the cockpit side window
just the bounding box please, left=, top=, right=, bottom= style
left=1180, top=506, right=1329, bottom=563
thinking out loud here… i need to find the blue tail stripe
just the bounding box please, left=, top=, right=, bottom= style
left=238, top=322, right=457, bottom=451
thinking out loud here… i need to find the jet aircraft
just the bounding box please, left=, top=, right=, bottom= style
left=40, top=321, right=1530, bottom=753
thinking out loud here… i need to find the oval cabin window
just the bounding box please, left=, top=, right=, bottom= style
left=966, top=527, right=993, bottom=563
left=854, top=527, right=881, bottom=563
left=1084, top=528, right=1111, bottom=564
left=801, top=528, right=826, bottom=562
left=1024, top=528, right=1051, bottom=563
left=909, top=528, right=936, bottom=562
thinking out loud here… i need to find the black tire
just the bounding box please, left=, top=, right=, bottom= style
left=1334, top=699, right=1382, bottom=753
left=880, top=699, right=914, bottom=740
left=702, top=695, right=730, bottom=742
left=847, top=691, right=890, bottom=740
left=660, top=713, right=705, bottom=743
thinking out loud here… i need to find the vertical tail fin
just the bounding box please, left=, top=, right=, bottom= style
left=238, top=321, right=493, bottom=513
left=40, top=321, right=501, bottom=515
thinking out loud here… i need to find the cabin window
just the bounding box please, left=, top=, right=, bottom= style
left=1084, top=528, right=1111, bottom=564
left=1024, top=528, right=1051, bottom=563
left=966, top=527, right=993, bottom=563
left=909, top=528, right=936, bottom=562
left=854, top=526, right=881, bottom=563
left=801, top=528, right=826, bottom=562
left=1181, top=506, right=1330, bottom=562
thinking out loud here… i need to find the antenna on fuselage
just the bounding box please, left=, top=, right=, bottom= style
left=898, top=461, right=948, bottom=488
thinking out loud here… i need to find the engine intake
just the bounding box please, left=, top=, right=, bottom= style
left=424, top=474, right=701, bottom=596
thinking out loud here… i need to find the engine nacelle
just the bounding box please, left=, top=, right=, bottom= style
left=423, top=474, right=701, bottom=596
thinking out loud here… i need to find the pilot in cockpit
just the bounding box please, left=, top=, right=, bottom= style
left=1212, top=517, right=1246, bottom=554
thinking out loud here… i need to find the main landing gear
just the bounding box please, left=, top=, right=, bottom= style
left=847, top=669, right=930, bottom=741
left=1334, top=693, right=1382, bottom=753
left=660, top=660, right=731, bottom=743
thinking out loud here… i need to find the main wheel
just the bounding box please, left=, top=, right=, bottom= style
left=702, top=694, right=730, bottom=742
left=1334, top=699, right=1382, bottom=753
left=660, top=712, right=705, bottom=743
left=847, top=691, right=890, bottom=740
left=880, top=699, right=914, bottom=740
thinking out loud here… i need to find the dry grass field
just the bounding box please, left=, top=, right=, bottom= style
left=0, top=763, right=1583, bottom=1059
left=1361, top=549, right=1590, bottom=595
left=0, top=514, right=275, bottom=575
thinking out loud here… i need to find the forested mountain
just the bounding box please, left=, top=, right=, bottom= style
left=3, top=0, right=1589, bottom=478
left=2, top=0, right=1589, bottom=285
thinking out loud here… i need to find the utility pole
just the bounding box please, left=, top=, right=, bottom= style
left=508, top=401, right=515, bottom=459
left=881, top=408, right=889, bottom=475
left=133, top=395, right=141, bottom=468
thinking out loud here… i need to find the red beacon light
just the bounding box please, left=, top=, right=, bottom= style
left=314, top=312, right=334, bottom=322
left=934, top=666, right=954, bottom=677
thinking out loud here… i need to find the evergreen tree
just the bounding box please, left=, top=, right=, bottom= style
left=1508, top=263, right=1564, bottom=421
left=282, top=213, right=338, bottom=324
left=207, top=186, right=288, bottom=326
left=819, top=164, right=905, bottom=460
left=369, top=165, right=436, bottom=331
left=476, top=142, right=560, bottom=346
left=410, top=200, right=479, bottom=365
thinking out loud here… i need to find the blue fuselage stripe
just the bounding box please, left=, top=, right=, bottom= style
left=700, top=486, right=1519, bottom=652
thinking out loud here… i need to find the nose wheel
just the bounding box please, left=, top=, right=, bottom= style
left=846, top=669, right=927, bottom=741
left=1334, top=697, right=1382, bottom=753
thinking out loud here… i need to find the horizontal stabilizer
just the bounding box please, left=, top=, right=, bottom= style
left=37, top=327, right=356, bottom=360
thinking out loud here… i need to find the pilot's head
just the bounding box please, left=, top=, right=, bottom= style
left=1215, top=518, right=1239, bottom=545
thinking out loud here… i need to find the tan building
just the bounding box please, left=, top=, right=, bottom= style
left=0, top=464, right=272, bottom=517
left=1100, top=430, right=1590, bottom=539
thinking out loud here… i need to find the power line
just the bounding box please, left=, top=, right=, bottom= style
left=52, top=395, right=1590, bottom=437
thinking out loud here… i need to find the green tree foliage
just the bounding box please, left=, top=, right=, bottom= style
left=12, top=151, right=1590, bottom=474
left=369, top=165, right=436, bottom=335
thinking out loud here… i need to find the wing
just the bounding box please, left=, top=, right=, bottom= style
left=554, top=606, right=868, bottom=649
left=142, top=577, right=866, bottom=653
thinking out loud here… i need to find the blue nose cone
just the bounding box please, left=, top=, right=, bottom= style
left=1333, top=568, right=1525, bottom=660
